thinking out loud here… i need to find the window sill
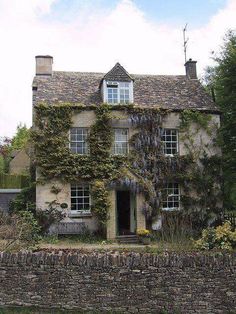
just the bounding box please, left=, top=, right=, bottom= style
left=161, top=208, right=180, bottom=211
left=69, top=212, right=92, bottom=218
left=164, top=154, right=179, bottom=157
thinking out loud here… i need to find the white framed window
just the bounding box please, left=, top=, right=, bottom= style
left=71, top=184, right=91, bottom=213
left=106, top=81, right=132, bottom=104
left=70, top=128, right=88, bottom=154
left=162, top=183, right=180, bottom=211
left=113, top=129, right=129, bottom=155
left=161, top=129, right=178, bottom=155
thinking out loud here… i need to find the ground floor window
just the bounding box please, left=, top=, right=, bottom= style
left=71, top=184, right=91, bottom=213
left=162, top=183, right=180, bottom=210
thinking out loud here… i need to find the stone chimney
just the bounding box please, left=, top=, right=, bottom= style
left=185, top=58, right=197, bottom=79
left=35, top=55, right=53, bottom=76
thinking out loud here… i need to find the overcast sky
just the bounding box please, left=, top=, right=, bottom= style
left=0, top=0, right=235, bottom=138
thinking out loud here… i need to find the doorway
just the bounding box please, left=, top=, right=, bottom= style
left=116, top=190, right=132, bottom=235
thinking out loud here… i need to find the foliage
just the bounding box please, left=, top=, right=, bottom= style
left=204, top=30, right=236, bottom=208
left=32, top=103, right=127, bottom=229
left=91, top=180, right=110, bottom=230
left=179, top=109, right=212, bottom=132
left=0, top=209, right=41, bottom=251
left=0, top=124, right=30, bottom=174
left=11, top=123, right=30, bottom=150
left=9, top=183, right=36, bottom=213
left=32, top=102, right=222, bottom=233
left=0, top=136, right=12, bottom=173
left=36, top=200, right=65, bottom=235
left=160, top=211, right=194, bottom=242
left=195, top=221, right=236, bottom=250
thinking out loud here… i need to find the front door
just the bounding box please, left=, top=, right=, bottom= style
left=116, top=190, right=136, bottom=235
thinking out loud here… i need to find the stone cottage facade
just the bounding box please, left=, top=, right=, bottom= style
left=32, top=56, right=221, bottom=239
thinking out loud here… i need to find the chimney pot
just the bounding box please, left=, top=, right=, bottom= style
left=185, top=58, right=197, bottom=79
left=35, top=55, right=53, bottom=76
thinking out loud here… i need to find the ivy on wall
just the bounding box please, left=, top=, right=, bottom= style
left=32, top=103, right=222, bottom=231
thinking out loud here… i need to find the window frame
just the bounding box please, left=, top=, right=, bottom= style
left=105, top=81, right=133, bottom=104
left=70, top=127, right=89, bottom=155
left=70, top=184, right=91, bottom=214
left=161, top=128, right=179, bottom=156
left=113, top=128, right=129, bottom=155
left=162, top=183, right=180, bottom=211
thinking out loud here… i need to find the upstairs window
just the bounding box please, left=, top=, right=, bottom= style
left=71, top=184, right=91, bottom=213
left=106, top=81, right=132, bottom=104
left=70, top=128, right=88, bottom=154
left=161, top=129, right=178, bottom=155
left=113, top=129, right=129, bottom=155
left=162, top=183, right=180, bottom=210
left=107, top=82, right=118, bottom=103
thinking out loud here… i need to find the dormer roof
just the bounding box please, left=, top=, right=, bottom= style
left=103, top=63, right=134, bottom=82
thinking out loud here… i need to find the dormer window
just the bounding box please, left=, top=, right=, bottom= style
left=102, top=63, right=134, bottom=104
left=106, top=81, right=131, bottom=104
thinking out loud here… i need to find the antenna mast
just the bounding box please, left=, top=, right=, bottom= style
left=183, top=23, right=188, bottom=63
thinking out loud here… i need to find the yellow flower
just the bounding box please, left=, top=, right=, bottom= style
left=137, top=229, right=150, bottom=236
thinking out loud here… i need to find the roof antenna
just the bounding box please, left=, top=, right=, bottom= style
left=183, top=23, right=188, bottom=63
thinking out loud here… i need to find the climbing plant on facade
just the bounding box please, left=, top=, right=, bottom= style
left=32, top=103, right=222, bottom=231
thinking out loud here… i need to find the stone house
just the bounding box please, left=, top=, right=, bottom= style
left=9, top=149, right=30, bottom=175
left=32, top=56, right=221, bottom=239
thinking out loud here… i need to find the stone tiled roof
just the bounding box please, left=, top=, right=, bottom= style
left=33, top=71, right=219, bottom=112
left=103, top=63, right=133, bottom=82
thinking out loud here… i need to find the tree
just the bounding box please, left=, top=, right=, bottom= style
left=0, top=124, right=30, bottom=173
left=11, top=123, right=30, bottom=150
left=204, top=30, right=236, bottom=208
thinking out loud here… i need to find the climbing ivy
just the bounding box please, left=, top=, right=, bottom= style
left=32, top=103, right=222, bottom=232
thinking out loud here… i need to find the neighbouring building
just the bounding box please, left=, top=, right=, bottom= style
left=32, top=56, right=221, bottom=239
left=9, top=149, right=30, bottom=175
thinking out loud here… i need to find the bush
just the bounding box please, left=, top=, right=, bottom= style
left=195, top=221, right=236, bottom=250
left=36, top=200, right=65, bottom=235
left=9, top=183, right=36, bottom=213
left=0, top=209, right=41, bottom=251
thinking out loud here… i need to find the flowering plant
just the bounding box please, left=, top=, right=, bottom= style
left=137, top=228, right=150, bottom=237
left=195, top=221, right=236, bottom=250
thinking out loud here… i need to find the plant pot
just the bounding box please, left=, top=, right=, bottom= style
left=141, top=237, right=151, bottom=245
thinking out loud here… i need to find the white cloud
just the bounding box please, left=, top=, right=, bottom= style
left=0, top=0, right=235, bottom=137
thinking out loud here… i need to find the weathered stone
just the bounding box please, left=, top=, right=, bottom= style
left=0, top=251, right=235, bottom=313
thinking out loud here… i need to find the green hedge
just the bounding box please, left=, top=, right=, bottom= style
left=0, top=174, right=30, bottom=189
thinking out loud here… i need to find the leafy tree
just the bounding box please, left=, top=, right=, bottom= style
left=204, top=30, right=236, bottom=208
left=11, top=123, right=30, bottom=150
left=0, top=124, right=30, bottom=173
left=0, top=136, right=12, bottom=173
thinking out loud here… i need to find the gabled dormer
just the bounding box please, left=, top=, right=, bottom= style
left=101, top=63, right=134, bottom=104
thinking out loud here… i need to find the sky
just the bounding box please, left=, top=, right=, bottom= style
left=0, top=0, right=235, bottom=138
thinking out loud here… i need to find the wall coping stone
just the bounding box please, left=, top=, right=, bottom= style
left=0, top=251, right=235, bottom=268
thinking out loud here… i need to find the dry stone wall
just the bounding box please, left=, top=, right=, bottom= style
left=0, top=251, right=235, bottom=313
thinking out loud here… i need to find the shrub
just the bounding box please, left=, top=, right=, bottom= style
left=9, top=183, right=36, bottom=213
left=36, top=200, right=65, bottom=235
left=0, top=209, right=41, bottom=251
left=195, top=221, right=236, bottom=250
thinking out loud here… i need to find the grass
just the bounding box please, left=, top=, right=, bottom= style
left=38, top=233, right=195, bottom=254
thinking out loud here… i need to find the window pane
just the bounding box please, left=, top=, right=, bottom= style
left=71, top=185, right=91, bottom=212
left=162, top=183, right=180, bottom=210
left=113, top=129, right=128, bottom=155
left=70, top=128, right=88, bottom=155
left=161, top=129, right=178, bottom=155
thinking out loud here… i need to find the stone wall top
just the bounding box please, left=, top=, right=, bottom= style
left=0, top=251, right=235, bottom=268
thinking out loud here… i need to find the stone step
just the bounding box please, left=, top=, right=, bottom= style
left=116, top=235, right=140, bottom=244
